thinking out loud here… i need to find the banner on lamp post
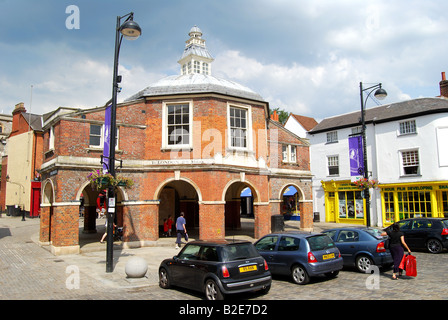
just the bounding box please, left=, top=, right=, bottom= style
left=349, top=135, right=364, bottom=177
left=103, top=104, right=112, bottom=174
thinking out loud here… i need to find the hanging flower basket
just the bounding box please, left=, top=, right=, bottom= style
left=87, top=170, right=134, bottom=190
left=353, top=177, right=379, bottom=190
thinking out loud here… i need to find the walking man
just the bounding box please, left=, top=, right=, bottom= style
left=175, top=212, right=187, bottom=249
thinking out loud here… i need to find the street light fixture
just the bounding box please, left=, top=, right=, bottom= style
left=359, top=82, right=387, bottom=227
left=106, top=12, right=141, bottom=273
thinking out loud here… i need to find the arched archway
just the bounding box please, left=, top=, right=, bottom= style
left=223, top=180, right=259, bottom=237
left=279, top=183, right=304, bottom=221
left=39, top=179, right=55, bottom=244
left=77, top=180, right=129, bottom=246
left=157, top=179, right=200, bottom=237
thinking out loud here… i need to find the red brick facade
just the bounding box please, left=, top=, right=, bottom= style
left=38, top=93, right=312, bottom=254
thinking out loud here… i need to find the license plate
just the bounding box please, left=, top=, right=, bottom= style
left=322, top=253, right=335, bottom=260
left=239, top=265, right=257, bottom=273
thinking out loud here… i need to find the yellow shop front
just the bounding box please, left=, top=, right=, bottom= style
left=381, top=181, right=448, bottom=227
left=321, top=180, right=367, bottom=225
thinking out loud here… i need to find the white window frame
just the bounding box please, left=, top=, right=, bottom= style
left=162, top=100, right=193, bottom=150
left=282, top=144, right=297, bottom=163
left=326, top=131, right=338, bottom=143
left=89, top=124, right=119, bottom=149
left=327, top=155, right=339, bottom=176
left=399, top=119, right=417, bottom=135
left=49, top=126, right=55, bottom=150
left=227, top=103, right=252, bottom=151
left=400, top=149, right=420, bottom=176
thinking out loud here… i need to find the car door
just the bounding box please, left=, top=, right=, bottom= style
left=409, top=219, right=432, bottom=248
left=254, top=235, right=279, bottom=273
left=270, top=236, right=302, bottom=275
left=171, top=244, right=202, bottom=288
left=334, top=230, right=359, bottom=265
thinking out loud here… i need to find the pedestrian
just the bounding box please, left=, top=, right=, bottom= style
left=382, top=223, right=411, bottom=280
left=166, top=215, right=173, bottom=237
left=175, top=212, right=187, bottom=249
left=100, top=219, right=116, bottom=243
left=163, top=218, right=169, bottom=237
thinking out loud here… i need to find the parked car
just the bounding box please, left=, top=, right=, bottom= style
left=158, top=240, right=272, bottom=300
left=254, top=232, right=343, bottom=285
left=323, top=227, right=393, bottom=273
left=393, top=218, right=448, bottom=254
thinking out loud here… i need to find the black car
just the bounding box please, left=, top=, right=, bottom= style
left=393, top=218, right=448, bottom=253
left=159, top=240, right=272, bottom=300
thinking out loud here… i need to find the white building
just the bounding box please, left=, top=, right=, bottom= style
left=308, top=96, right=448, bottom=227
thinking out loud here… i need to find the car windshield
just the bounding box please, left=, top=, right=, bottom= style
left=220, top=243, right=260, bottom=262
left=365, top=228, right=385, bottom=239
left=307, top=235, right=335, bottom=251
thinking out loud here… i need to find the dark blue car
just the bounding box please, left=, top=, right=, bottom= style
left=323, top=227, right=393, bottom=273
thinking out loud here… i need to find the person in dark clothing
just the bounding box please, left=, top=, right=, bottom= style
left=382, top=223, right=411, bottom=280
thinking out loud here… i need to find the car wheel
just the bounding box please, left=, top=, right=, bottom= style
left=356, top=255, right=373, bottom=273
left=205, top=279, right=224, bottom=300
left=427, top=238, right=443, bottom=254
left=291, top=265, right=310, bottom=285
left=159, top=268, right=171, bottom=289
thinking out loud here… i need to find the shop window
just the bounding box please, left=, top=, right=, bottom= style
left=338, top=190, right=363, bottom=219
left=327, top=156, right=339, bottom=176
left=440, top=191, right=448, bottom=218
left=383, top=192, right=395, bottom=223
left=401, top=150, right=420, bottom=175
left=397, top=191, right=431, bottom=220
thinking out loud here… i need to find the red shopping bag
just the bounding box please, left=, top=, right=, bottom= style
left=398, top=254, right=407, bottom=270
left=405, top=254, right=417, bottom=277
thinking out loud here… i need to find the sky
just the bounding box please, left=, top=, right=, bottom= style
left=1, top=0, right=448, bottom=121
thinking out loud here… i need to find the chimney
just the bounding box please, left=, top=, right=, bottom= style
left=270, top=110, right=279, bottom=122
left=440, top=72, right=448, bottom=98
left=13, top=102, right=26, bottom=115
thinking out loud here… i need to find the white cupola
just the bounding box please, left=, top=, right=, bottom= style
left=178, top=26, right=214, bottom=76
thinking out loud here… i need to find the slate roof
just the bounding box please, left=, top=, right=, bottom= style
left=125, top=73, right=265, bottom=103
left=308, top=97, right=448, bottom=134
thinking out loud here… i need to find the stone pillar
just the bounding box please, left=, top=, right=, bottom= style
left=39, top=204, right=51, bottom=244
left=199, top=202, right=225, bottom=240
left=50, top=204, right=80, bottom=255
left=300, top=201, right=314, bottom=231
left=122, top=202, right=159, bottom=246
left=254, top=203, right=270, bottom=239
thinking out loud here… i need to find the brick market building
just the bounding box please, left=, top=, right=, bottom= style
left=38, top=26, right=312, bottom=255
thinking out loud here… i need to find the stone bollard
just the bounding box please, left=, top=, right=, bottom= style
left=125, top=257, right=148, bottom=278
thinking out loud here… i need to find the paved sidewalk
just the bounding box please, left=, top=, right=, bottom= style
left=1, top=214, right=359, bottom=290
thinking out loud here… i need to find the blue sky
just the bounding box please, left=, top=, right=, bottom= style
left=1, top=0, right=448, bottom=121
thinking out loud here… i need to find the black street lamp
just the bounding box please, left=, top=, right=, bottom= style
left=106, top=12, right=141, bottom=273
left=359, top=82, right=387, bottom=227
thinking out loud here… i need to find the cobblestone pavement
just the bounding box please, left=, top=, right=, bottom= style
left=1, top=216, right=447, bottom=301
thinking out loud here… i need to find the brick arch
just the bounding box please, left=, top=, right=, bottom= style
left=153, top=176, right=203, bottom=202
left=221, top=179, right=260, bottom=203
left=278, top=183, right=305, bottom=200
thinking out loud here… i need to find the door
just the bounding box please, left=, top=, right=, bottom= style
left=327, top=193, right=336, bottom=222
left=30, top=182, right=41, bottom=217
left=171, top=244, right=202, bottom=288
left=408, top=219, right=432, bottom=248
left=334, top=230, right=359, bottom=265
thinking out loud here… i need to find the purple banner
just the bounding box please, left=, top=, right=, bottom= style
left=103, top=105, right=111, bottom=173
left=349, top=135, right=364, bottom=176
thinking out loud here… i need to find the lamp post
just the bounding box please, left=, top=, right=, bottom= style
left=359, top=82, right=387, bottom=227
left=106, top=12, right=141, bottom=273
